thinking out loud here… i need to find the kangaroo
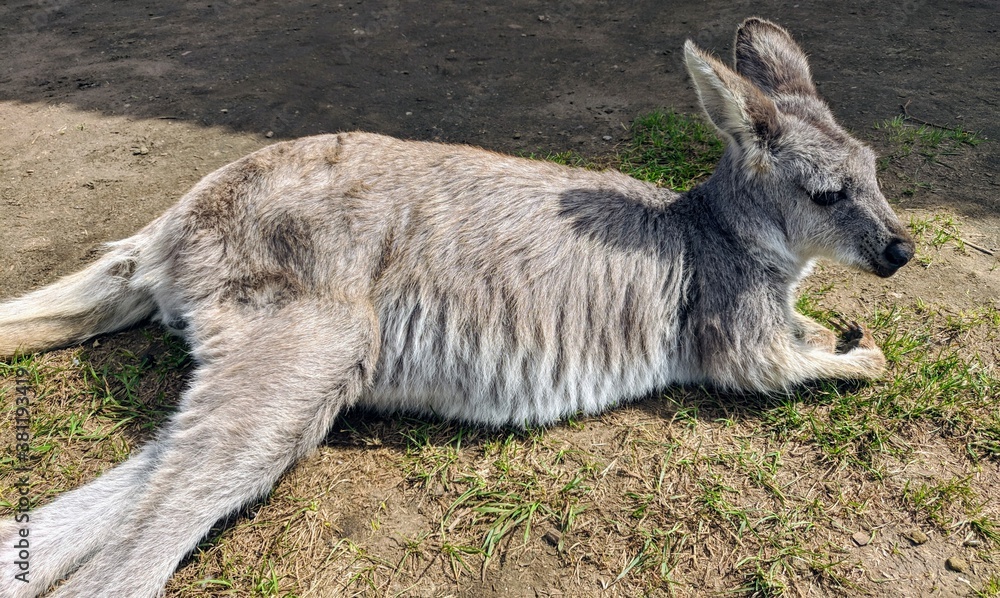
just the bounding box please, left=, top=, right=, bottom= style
left=0, top=18, right=912, bottom=597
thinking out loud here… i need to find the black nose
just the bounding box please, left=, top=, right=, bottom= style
left=883, top=238, right=914, bottom=268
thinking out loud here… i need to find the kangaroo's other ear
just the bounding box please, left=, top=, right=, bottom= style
left=683, top=39, right=779, bottom=170
left=734, top=17, right=816, bottom=97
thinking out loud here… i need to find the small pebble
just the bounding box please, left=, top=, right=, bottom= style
left=602, top=135, right=612, bottom=141
left=905, top=530, right=929, bottom=545
left=851, top=531, right=870, bottom=546
left=265, top=131, right=274, bottom=138
left=945, top=556, right=968, bottom=573
left=963, top=538, right=982, bottom=547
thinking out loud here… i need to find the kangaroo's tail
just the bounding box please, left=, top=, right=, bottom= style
left=0, top=239, right=157, bottom=358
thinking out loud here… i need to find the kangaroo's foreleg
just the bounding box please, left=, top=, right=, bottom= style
left=779, top=320, right=887, bottom=389
left=790, top=312, right=838, bottom=352
left=716, top=318, right=887, bottom=392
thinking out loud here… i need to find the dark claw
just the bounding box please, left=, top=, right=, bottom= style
left=830, top=315, right=865, bottom=352
left=829, top=316, right=847, bottom=335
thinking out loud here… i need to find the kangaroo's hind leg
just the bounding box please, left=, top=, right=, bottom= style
left=0, top=444, right=166, bottom=598
left=24, top=296, right=378, bottom=598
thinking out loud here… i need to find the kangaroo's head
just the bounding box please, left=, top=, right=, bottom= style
left=683, top=18, right=914, bottom=278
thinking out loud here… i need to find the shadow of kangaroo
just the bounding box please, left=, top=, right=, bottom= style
left=0, top=18, right=912, bottom=597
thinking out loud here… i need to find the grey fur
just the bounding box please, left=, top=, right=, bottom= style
left=0, top=19, right=912, bottom=597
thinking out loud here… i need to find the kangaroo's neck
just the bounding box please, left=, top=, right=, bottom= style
left=682, top=149, right=804, bottom=279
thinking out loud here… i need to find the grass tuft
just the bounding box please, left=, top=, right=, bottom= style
left=617, top=110, right=724, bottom=190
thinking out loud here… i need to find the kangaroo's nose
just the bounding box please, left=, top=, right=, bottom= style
left=884, top=238, right=914, bottom=268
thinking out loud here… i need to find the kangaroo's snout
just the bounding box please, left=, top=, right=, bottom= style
left=877, top=237, right=914, bottom=277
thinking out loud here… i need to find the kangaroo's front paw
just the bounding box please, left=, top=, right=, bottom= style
left=830, top=317, right=878, bottom=353
left=803, top=325, right=838, bottom=352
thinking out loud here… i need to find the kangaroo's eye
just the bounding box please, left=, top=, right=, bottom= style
left=810, top=187, right=848, bottom=206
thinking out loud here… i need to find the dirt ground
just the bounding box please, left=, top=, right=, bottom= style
left=1, top=1, right=998, bottom=597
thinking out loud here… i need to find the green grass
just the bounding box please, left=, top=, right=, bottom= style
left=972, top=419, right=1000, bottom=460
left=903, top=476, right=976, bottom=526
left=617, top=110, right=724, bottom=190
left=978, top=575, right=1000, bottom=598
left=528, top=109, right=724, bottom=191
left=74, top=330, right=188, bottom=435
left=873, top=115, right=983, bottom=197
left=907, top=213, right=973, bottom=270
left=874, top=115, right=982, bottom=158
left=542, top=149, right=594, bottom=168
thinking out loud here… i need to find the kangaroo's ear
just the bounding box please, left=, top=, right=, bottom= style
left=684, top=39, right=779, bottom=169
left=734, top=17, right=816, bottom=97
